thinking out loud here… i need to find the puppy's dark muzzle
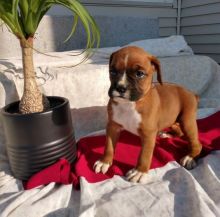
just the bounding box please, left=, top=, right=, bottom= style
left=116, top=85, right=127, bottom=94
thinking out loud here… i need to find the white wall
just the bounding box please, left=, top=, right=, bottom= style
left=0, top=1, right=177, bottom=58
left=47, top=0, right=178, bottom=38
left=181, top=0, right=220, bottom=63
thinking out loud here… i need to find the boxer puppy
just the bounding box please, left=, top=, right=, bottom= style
left=94, top=46, right=202, bottom=183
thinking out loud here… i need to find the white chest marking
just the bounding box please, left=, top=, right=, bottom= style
left=112, top=100, right=141, bottom=135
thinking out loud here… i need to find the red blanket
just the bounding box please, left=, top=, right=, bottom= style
left=24, top=111, right=220, bottom=190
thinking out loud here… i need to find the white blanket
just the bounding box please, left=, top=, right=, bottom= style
left=0, top=108, right=220, bottom=217
left=0, top=46, right=120, bottom=71
left=79, top=156, right=220, bottom=217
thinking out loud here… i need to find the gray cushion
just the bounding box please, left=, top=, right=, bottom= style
left=156, top=55, right=214, bottom=95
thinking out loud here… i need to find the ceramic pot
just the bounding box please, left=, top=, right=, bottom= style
left=1, top=96, right=76, bottom=180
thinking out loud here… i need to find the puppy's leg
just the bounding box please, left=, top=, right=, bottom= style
left=94, top=122, right=121, bottom=174
left=179, top=116, right=202, bottom=170
left=158, top=123, right=184, bottom=138
left=126, top=131, right=157, bottom=183
left=170, top=122, right=184, bottom=137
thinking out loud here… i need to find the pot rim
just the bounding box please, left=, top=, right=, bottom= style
left=1, top=96, right=69, bottom=117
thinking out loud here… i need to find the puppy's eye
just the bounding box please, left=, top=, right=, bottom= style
left=135, top=70, right=145, bottom=78
left=110, top=70, right=117, bottom=76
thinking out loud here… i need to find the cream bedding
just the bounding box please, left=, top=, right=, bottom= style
left=0, top=40, right=220, bottom=216
left=0, top=108, right=220, bottom=217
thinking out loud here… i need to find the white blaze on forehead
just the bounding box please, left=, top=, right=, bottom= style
left=124, top=54, right=129, bottom=67
left=118, top=54, right=129, bottom=86
left=118, top=72, right=127, bottom=86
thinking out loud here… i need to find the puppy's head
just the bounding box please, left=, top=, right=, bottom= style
left=108, top=46, right=162, bottom=102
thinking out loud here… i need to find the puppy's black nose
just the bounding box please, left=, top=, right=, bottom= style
left=116, top=85, right=127, bottom=94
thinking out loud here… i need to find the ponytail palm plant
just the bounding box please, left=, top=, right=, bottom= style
left=0, top=0, right=100, bottom=114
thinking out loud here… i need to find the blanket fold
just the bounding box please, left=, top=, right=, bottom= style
left=24, top=111, right=220, bottom=190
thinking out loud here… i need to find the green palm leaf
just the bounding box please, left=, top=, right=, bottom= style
left=0, top=0, right=100, bottom=50
left=0, top=0, right=24, bottom=38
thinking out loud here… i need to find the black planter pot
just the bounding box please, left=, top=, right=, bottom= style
left=0, top=96, right=76, bottom=180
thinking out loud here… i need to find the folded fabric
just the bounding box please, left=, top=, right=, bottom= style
left=126, top=35, right=194, bottom=57
left=24, top=111, right=220, bottom=190
left=23, top=158, right=79, bottom=190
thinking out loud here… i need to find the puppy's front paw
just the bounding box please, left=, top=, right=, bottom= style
left=126, top=168, right=149, bottom=184
left=180, top=155, right=196, bottom=170
left=93, top=160, right=111, bottom=174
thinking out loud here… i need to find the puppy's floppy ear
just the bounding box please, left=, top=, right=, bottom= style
left=151, top=55, right=163, bottom=85
left=109, top=52, right=115, bottom=66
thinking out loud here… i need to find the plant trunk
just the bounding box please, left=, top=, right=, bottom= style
left=19, top=37, right=49, bottom=114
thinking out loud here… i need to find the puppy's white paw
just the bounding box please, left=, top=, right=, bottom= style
left=180, top=155, right=196, bottom=170
left=126, top=168, right=149, bottom=184
left=93, top=160, right=111, bottom=174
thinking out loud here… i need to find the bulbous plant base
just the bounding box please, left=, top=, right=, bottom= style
left=1, top=96, right=76, bottom=180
